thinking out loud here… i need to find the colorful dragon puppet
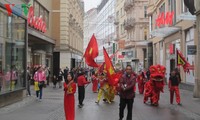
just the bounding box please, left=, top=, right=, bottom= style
left=143, top=64, right=166, bottom=106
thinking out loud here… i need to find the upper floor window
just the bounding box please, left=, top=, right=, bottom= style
left=144, top=6, right=147, bottom=18
left=168, top=0, right=176, bottom=24
left=33, top=1, right=49, bottom=29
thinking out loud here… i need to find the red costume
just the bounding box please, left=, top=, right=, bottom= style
left=168, top=73, right=181, bottom=104
left=143, top=65, right=166, bottom=106
left=92, top=75, right=98, bottom=92
left=137, top=71, right=146, bottom=94
left=64, top=81, right=76, bottom=120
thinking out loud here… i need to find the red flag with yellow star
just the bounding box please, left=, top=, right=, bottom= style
left=84, top=34, right=99, bottom=67
left=103, top=47, right=122, bottom=86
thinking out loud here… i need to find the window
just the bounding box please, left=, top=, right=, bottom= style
left=0, top=8, right=26, bottom=94
left=144, top=6, right=147, bottom=18
left=34, top=1, right=39, bottom=17
left=169, top=0, right=176, bottom=24
left=181, top=0, right=188, bottom=13
left=33, top=1, right=49, bottom=29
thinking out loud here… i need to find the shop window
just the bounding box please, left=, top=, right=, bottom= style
left=0, top=8, right=26, bottom=94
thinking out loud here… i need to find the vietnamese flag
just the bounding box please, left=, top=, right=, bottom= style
left=84, top=34, right=99, bottom=67
left=103, top=47, right=122, bottom=86
left=177, top=49, right=193, bottom=73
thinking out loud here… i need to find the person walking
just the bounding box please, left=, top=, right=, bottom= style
left=27, top=67, right=31, bottom=96
left=34, top=67, right=46, bottom=101
left=77, top=69, right=90, bottom=108
left=168, top=69, right=181, bottom=105
left=91, top=71, right=98, bottom=93
left=63, top=72, right=76, bottom=120
left=58, top=68, right=64, bottom=88
left=117, top=65, right=136, bottom=120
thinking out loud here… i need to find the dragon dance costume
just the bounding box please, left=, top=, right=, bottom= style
left=143, top=64, right=166, bottom=106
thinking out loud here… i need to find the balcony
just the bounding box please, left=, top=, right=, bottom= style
left=124, top=18, right=136, bottom=30
left=124, top=0, right=134, bottom=11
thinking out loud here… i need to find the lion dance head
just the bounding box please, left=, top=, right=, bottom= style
left=149, top=64, right=166, bottom=81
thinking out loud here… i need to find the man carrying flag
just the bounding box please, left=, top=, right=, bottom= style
left=84, top=34, right=99, bottom=68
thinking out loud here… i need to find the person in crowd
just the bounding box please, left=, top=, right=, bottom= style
left=58, top=68, right=64, bottom=88
left=5, top=65, right=18, bottom=91
left=137, top=70, right=146, bottom=94
left=77, top=69, right=90, bottom=108
left=63, top=72, right=76, bottom=120
left=146, top=69, right=151, bottom=81
left=52, top=75, right=58, bottom=88
left=27, top=67, right=31, bottom=96
left=168, top=69, right=182, bottom=105
left=63, top=66, right=69, bottom=81
left=117, top=65, right=136, bottom=120
left=95, top=72, right=110, bottom=104
left=91, top=71, right=98, bottom=93
left=34, top=67, right=46, bottom=101
left=174, top=67, right=181, bottom=83
left=45, top=67, right=50, bottom=86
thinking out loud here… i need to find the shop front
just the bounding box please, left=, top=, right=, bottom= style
left=0, top=4, right=27, bottom=107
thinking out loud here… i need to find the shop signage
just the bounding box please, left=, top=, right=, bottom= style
left=169, top=44, right=174, bottom=54
left=187, top=45, right=197, bottom=55
left=28, top=6, right=47, bottom=33
left=156, top=11, right=174, bottom=27
left=4, top=4, right=47, bottom=33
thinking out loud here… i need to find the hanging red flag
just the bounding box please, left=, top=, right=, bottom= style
left=103, top=47, right=122, bottom=85
left=84, top=34, right=99, bottom=67
left=177, top=49, right=194, bottom=73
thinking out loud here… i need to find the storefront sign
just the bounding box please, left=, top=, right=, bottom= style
left=169, top=44, right=174, bottom=54
left=187, top=45, right=197, bottom=55
left=156, top=11, right=174, bottom=27
left=4, top=4, right=47, bottom=33
left=28, top=6, right=47, bottom=33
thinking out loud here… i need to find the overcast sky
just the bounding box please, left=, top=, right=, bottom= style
left=84, top=0, right=101, bottom=12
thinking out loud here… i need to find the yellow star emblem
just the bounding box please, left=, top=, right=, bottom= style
left=109, top=67, right=114, bottom=75
left=89, top=48, right=93, bottom=54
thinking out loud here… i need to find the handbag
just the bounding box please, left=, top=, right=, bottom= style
left=38, top=81, right=44, bottom=87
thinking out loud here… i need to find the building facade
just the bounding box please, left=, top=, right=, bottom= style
left=114, top=0, right=127, bottom=65
left=0, top=0, right=56, bottom=107
left=147, top=0, right=196, bottom=85
left=194, top=0, right=200, bottom=97
left=84, top=8, right=98, bottom=57
left=52, top=0, right=84, bottom=70
left=28, top=0, right=55, bottom=70
left=96, top=0, right=116, bottom=63
left=123, top=0, right=149, bottom=72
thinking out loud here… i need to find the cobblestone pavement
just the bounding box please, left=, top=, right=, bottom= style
left=0, top=83, right=200, bottom=120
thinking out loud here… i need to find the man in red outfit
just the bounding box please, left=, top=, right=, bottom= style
left=77, top=69, right=90, bottom=108
left=168, top=69, right=181, bottom=105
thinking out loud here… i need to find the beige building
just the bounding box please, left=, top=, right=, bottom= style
left=0, top=0, right=56, bottom=107
left=147, top=0, right=196, bottom=87
left=194, top=0, right=200, bottom=97
left=114, top=0, right=127, bottom=64
left=123, top=0, right=149, bottom=71
left=52, top=0, right=84, bottom=69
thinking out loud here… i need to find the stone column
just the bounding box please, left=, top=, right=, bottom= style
left=193, top=1, right=200, bottom=97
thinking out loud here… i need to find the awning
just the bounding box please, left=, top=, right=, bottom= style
left=151, top=27, right=181, bottom=38
left=177, top=12, right=196, bottom=21
left=28, top=27, right=55, bottom=44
